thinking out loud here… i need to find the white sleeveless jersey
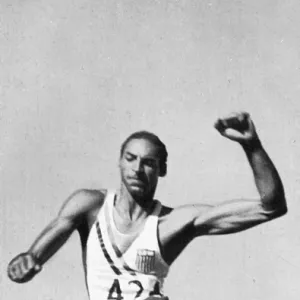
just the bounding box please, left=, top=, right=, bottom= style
left=86, top=191, right=170, bottom=300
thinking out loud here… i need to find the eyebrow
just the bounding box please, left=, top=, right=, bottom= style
left=124, top=151, right=158, bottom=161
left=124, top=151, right=135, bottom=157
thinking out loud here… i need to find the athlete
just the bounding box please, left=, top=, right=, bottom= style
left=7, top=112, right=287, bottom=300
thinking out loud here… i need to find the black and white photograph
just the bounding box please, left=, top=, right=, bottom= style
left=1, top=1, right=299, bottom=300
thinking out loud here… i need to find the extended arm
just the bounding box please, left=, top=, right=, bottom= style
left=193, top=112, right=287, bottom=235
left=7, top=189, right=103, bottom=283
left=157, top=113, right=287, bottom=265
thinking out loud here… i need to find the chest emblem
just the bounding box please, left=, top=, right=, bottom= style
left=135, top=249, right=155, bottom=274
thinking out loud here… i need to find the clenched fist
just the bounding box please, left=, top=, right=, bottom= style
left=7, top=252, right=42, bottom=283
left=214, top=112, right=259, bottom=145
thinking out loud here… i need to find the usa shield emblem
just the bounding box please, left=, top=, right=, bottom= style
left=135, top=249, right=155, bottom=274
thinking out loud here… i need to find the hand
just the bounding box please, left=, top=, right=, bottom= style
left=7, top=252, right=42, bottom=283
left=214, top=112, right=259, bottom=145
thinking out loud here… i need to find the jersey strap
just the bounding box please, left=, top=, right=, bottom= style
left=95, top=221, right=122, bottom=276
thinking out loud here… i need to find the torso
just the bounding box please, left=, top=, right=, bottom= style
left=78, top=189, right=196, bottom=267
left=80, top=190, right=174, bottom=300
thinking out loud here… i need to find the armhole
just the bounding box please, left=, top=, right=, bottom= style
left=78, top=189, right=108, bottom=243
left=95, top=189, right=110, bottom=222
left=155, top=204, right=172, bottom=268
left=157, top=205, right=173, bottom=267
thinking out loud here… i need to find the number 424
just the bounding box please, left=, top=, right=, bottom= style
left=108, top=278, right=162, bottom=299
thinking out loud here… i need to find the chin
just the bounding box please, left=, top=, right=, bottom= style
left=129, top=184, right=154, bottom=199
left=129, top=186, right=146, bottom=197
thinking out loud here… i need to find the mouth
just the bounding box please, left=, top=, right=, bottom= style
left=128, top=177, right=145, bottom=186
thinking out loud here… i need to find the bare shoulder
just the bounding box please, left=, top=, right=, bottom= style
left=157, top=203, right=213, bottom=265
left=59, top=188, right=107, bottom=221
left=158, top=203, right=213, bottom=242
left=159, top=203, right=213, bottom=226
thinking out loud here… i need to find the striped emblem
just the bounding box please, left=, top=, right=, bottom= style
left=135, top=249, right=155, bottom=274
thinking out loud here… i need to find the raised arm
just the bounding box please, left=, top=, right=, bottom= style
left=193, top=112, right=287, bottom=235
left=7, top=189, right=104, bottom=283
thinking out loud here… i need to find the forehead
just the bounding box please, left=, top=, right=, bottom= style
left=123, top=138, right=159, bottom=158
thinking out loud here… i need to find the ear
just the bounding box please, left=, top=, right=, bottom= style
left=159, top=164, right=167, bottom=177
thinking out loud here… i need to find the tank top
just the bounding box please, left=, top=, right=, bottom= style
left=86, top=191, right=170, bottom=300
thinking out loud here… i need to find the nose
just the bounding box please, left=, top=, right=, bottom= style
left=132, top=158, right=143, bottom=173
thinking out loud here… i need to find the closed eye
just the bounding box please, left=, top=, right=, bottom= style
left=125, top=153, right=136, bottom=162
left=143, top=159, right=158, bottom=168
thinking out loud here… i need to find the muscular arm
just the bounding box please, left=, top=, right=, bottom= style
left=160, top=113, right=287, bottom=264
left=193, top=142, right=286, bottom=235
left=7, top=189, right=104, bottom=283
left=194, top=113, right=287, bottom=235
left=28, top=189, right=101, bottom=264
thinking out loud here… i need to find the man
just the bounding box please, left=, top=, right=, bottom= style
left=7, top=112, right=287, bottom=300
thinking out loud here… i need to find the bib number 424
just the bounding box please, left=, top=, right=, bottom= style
left=108, top=279, right=162, bottom=299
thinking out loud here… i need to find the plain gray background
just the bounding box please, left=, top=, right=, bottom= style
left=1, top=0, right=300, bottom=299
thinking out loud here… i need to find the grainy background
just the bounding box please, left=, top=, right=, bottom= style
left=1, top=0, right=300, bottom=299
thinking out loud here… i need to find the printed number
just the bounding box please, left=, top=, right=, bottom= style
left=129, top=280, right=144, bottom=298
left=108, top=279, right=123, bottom=300
left=107, top=279, right=161, bottom=299
left=149, top=281, right=162, bottom=297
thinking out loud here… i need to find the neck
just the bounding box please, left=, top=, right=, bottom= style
left=115, top=184, right=155, bottom=221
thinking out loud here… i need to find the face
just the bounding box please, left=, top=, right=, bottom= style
left=119, top=138, right=161, bottom=198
